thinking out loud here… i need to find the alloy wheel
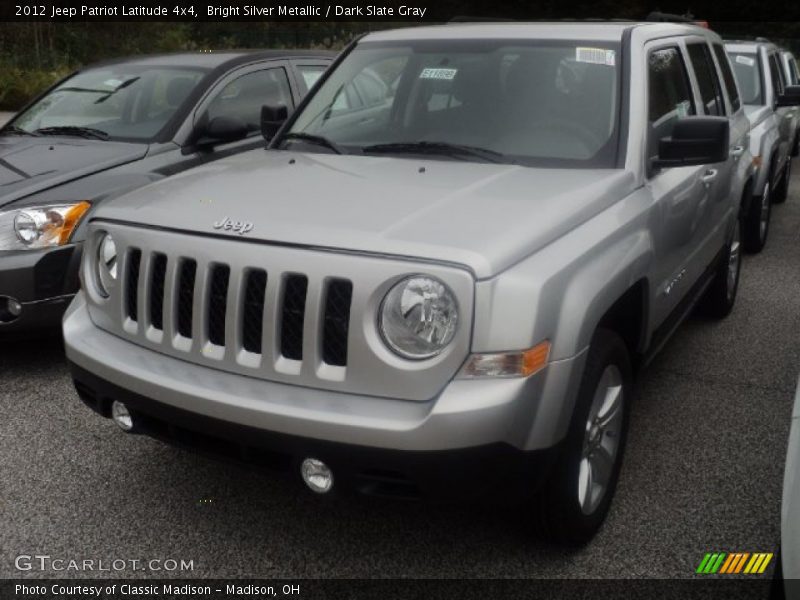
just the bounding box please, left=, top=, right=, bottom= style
left=578, top=364, right=624, bottom=515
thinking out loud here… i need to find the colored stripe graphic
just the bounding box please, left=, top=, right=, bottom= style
left=699, top=552, right=774, bottom=575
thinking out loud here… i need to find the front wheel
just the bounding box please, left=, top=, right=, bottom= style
left=531, top=329, right=632, bottom=545
left=773, top=157, right=792, bottom=204
left=698, top=219, right=741, bottom=319
left=742, top=179, right=771, bottom=253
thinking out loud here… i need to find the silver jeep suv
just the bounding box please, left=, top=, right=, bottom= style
left=66, top=22, right=757, bottom=544
left=726, top=39, right=800, bottom=252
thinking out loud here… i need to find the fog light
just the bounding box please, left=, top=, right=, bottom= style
left=0, top=296, right=23, bottom=323
left=301, top=458, right=333, bottom=493
left=7, top=298, right=22, bottom=316
left=110, top=400, right=134, bottom=432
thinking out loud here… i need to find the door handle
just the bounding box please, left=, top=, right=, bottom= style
left=785, top=114, right=794, bottom=120
left=730, top=145, right=745, bottom=158
left=701, top=169, right=718, bottom=185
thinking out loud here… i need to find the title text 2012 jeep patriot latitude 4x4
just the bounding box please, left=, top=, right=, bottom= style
left=66, top=23, right=758, bottom=544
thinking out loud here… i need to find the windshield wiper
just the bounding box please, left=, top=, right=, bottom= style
left=34, top=126, right=109, bottom=140
left=362, top=141, right=512, bottom=164
left=280, top=132, right=344, bottom=154
left=0, top=125, right=40, bottom=137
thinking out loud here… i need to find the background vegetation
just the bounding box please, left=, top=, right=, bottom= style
left=0, top=22, right=379, bottom=109
left=1, top=21, right=799, bottom=110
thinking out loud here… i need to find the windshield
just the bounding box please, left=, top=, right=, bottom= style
left=10, top=65, right=208, bottom=141
left=727, top=52, right=763, bottom=105
left=284, top=39, right=621, bottom=167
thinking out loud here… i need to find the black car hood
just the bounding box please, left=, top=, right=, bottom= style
left=0, top=136, right=148, bottom=208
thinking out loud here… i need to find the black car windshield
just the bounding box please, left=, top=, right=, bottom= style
left=10, top=65, right=208, bottom=142
left=285, top=39, right=622, bottom=167
left=727, top=52, right=763, bottom=105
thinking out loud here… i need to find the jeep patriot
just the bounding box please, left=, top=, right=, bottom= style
left=66, top=22, right=758, bottom=544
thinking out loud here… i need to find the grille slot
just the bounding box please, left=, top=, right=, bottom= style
left=207, top=265, right=230, bottom=346
left=177, top=260, right=197, bottom=338
left=126, top=248, right=141, bottom=322
left=242, top=269, right=267, bottom=354
left=149, top=253, right=167, bottom=330
left=322, top=279, right=353, bottom=366
left=280, top=275, right=308, bottom=360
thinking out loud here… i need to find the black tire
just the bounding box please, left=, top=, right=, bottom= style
left=773, top=157, right=792, bottom=204
left=699, top=219, right=741, bottom=319
left=531, top=328, right=632, bottom=546
left=792, top=131, right=799, bottom=158
left=742, top=178, right=771, bottom=253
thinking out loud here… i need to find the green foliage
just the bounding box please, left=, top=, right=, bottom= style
left=0, top=22, right=374, bottom=110
left=0, top=64, right=72, bottom=110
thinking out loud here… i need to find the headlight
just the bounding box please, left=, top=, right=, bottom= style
left=379, top=276, right=458, bottom=359
left=1, top=201, right=91, bottom=250
left=95, top=232, right=118, bottom=297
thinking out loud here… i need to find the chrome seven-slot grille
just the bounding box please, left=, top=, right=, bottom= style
left=124, top=248, right=353, bottom=367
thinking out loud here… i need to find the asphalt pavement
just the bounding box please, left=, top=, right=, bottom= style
left=1, top=168, right=798, bottom=581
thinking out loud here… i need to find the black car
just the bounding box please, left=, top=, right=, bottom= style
left=0, top=49, right=333, bottom=337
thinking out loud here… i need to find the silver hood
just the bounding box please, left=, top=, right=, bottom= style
left=93, top=149, right=636, bottom=279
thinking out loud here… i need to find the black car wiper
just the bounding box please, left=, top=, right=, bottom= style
left=280, top=132, right=344, bottom=154
left=361, top=141, right=512, bottom=164
left=34, top=126, right=110, bottom=140
left=1, top=125, right=40, bottom=137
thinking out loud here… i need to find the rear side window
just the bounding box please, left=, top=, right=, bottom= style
left=713, top=44, right=741, bottom=112
left=687, top=43, right=725, bottom=116
left=787, top=56, right=800, bottom=85
left=648, top=47, right=696, bottom=160
left=768, top=53, right=785, bottom=97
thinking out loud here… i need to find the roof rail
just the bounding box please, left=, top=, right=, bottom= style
left=448, top=16, right=514, bottom=23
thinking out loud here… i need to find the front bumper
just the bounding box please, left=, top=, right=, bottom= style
left=0, top=244, right=81, bottom=336
left=65, top=292, right=586, bottom=498
left=70, top=362, right=560, bottom=501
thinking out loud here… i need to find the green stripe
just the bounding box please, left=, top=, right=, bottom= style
left=697, top=553, right=712, bottom=574
left=704, top=553, right=719, bottom=574
left=710, top=553, right=727, bottom=574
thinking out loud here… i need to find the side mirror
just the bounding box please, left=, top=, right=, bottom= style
left=261, top=104, right=288, bottom=141
left=652, top=117, right=729, bottom=169
left=198, top=115, right=248, bottom=145
left=776, top=85, right=800, bottom=107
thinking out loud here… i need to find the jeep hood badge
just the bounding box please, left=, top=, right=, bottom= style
left=213, top=216, right=254, bottom=235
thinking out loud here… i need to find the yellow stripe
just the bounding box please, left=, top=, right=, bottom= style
left=720, top=553, right=736, bottom=574
left=734, top=553, right=750, bottom=573
left=758, top=554, right=774, bottom=574
left=744, top=554, right=760, bottom=574
left=749, top=554, right=766, bottom=574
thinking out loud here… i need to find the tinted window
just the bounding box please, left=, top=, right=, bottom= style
left=728, top=52, right=762, bottom=105
left=648, top=47, right=695, bottom=125
left=687, top=43, right=724, bottom=116
left=786, top=56, right=800, bottom=85
left=288, top=40, right=621, bottom=167
left=713, top=44, right=741, bottom=111
left=205, top=68, right=292, bottom=133
left=768, top=54, right=785, bottom=97
left=12, top=66, right=207, bottom=141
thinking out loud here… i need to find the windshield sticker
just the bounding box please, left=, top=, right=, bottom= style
left=576, top=47, right=616, bottom=66
left=735, top=55, right=756, bottom=67
left=419, top=68, right=458, bottom=80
